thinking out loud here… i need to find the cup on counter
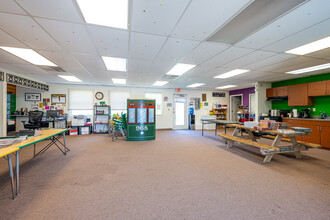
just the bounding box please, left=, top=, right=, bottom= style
left=288, top=113, right=292, bottom=118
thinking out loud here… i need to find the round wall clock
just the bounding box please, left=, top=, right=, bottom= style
left=95, top=92, right=104, bottom=100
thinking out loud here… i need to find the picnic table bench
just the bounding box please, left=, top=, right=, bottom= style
left=219, top=124, right=321, bottom=163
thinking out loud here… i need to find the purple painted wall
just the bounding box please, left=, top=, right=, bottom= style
left=229, top=87, right=255, bottom=106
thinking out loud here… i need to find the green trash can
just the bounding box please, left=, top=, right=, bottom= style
left=126, top=99, right=155, bottom=141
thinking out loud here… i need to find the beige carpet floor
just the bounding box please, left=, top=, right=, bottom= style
left=0, top=129, right=329, bottom=220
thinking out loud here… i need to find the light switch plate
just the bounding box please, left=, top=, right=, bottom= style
left=313, top=108, right=316, bottom=112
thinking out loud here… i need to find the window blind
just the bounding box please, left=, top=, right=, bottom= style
left=69, top=89, right=94, bottom=110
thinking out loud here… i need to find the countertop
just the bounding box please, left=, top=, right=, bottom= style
left=282, top=117, right=330, bottom=122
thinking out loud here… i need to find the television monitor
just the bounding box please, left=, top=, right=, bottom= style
left=46, top=110, right=60, bottom=118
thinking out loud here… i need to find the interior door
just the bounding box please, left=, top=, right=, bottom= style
left=173, top=95, right=187, bottom=130
left=230, top=95, right=242, bottom=121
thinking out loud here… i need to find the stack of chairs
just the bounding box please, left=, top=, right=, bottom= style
left=109, top=113, right=127, bottom=141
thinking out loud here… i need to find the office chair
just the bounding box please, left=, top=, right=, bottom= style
left=21, top=111, right=44, bottom=130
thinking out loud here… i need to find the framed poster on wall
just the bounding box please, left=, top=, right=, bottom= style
left=51, top=94, right=66, bottom=104
left=25, top=93, right=41, bottom=101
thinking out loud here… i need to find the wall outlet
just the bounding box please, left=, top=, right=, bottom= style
left=313, top=108, right=316, bottom=112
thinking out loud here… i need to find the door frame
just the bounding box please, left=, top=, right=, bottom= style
left=230, top=94, right=243, bottom=121
left=173, top=94, right=187, bottom=130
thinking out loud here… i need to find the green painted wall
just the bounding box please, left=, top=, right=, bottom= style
left=271, top=72, right=330, bottom=116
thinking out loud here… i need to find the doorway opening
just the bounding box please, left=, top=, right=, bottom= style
left=173, top=94, right=187, bottom=130
left=230, top=94, right=243, bottom=121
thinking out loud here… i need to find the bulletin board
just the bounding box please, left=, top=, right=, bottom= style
left=51, top=94, right=66, bottom=104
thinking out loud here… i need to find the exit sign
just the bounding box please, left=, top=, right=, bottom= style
left=175, top=88, right=181, bottom=92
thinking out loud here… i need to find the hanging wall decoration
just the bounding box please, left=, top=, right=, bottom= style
left=0, top=71, right=4, bottom=81
left=6, top=73, right=49, bottom=91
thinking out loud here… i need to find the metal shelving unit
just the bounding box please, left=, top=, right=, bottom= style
left=93, top=105, right=111, bottom=134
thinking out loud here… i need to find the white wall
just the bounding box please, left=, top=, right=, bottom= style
left=16, top=83, right=229, bottom=130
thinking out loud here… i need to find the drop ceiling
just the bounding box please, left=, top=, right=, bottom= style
left=0, top=0, right=329, bottom=90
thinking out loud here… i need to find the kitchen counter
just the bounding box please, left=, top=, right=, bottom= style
left=282, top=117, right=330, bottom=122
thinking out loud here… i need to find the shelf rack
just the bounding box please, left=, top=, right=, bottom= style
left=93, top=105, right=111, bottom=134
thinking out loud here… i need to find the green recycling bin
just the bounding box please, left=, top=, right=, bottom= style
left=126, top=99, right=155, bottom=141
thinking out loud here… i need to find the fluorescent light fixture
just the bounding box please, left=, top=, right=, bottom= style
left=216, top=85, right=237, bottom=89
left=214, top=69, right=250, bottom=79
left=153, top=81, right=168, bottom=86
left=286, top=36, right=330, bottom=55
left=112, top=78, right=126, bottom=84
left=166, top=63, right=196, bottom=76
left=187, top=83, right=205, bottom=88
left=0, top=46, right=57, bottom=66
left=58, top=75, right=82, bottom=82
left=77, top=0, right=128, bottom=29
left=286, top=63, right=330, bottom=74
left=102, top=56, right=127, bottom=72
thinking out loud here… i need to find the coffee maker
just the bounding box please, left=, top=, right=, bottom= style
left=302, top=109, right=311, bottom=118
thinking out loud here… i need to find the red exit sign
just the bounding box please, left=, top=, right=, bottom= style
left=175, top=88, right=181, bottom=92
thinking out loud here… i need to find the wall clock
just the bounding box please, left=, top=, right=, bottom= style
left=95, top=92, right=104, bottom=100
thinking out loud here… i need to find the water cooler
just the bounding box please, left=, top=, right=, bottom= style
left=189, top=107, right=195, bottom=130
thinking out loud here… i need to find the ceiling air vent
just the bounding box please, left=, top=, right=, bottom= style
left=38, top=66, right=66, bottom=72
left=161, top=75, right=179, bottom=80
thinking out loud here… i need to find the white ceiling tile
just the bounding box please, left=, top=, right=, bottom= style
left=127, top=59, right=152, bottom=74
left=154, top=37, right=200, bottom=63
left=223, top=50, right=278, bottom=69
left=183, top=66, right=215, bottom=77
left=131, top=0, right=190, bottom=36
left=181, top=42, right=230, bottom=65
left=73, top=54, right=107, bottom=72
left=36, top=18, right=97, bottom=54
left=149, top=61, right=176, bottom=75
left=0, top=63, right=30, bottom=74
left=260, top=56, right=324, bottom=72
left=0, top=0, right=26, bottom=14
left=243, top=53, right=296, bottom=70
left=172, top=0, right=252, bottom=41
left=202, top=46, right=254, bottom=67
left=304, top=47, right=330, bottom=59
left=16, top=0, right=83, bottom=23
left=87, top=25, right=129, bottom=57
left=0, top=49, right=31, bottom=64
left=236, top=0, right=330, bottom=49
left=263, top=19, right=330, bottom=53
left=129, top=32, right=167, bottom=60
left=0, top=13, right=62, bottom=51
left=0, top=29, right=26, bottom=48
left=12, top=63, right=49, bottom=75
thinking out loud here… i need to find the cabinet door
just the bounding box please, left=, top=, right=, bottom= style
left=326, top=80, right=330, bottom=95
left=276, top=86, right=288, bottom=96
left=320, top=126, right=330, bottom=148
left=266, top=88, right=276, bottom=98
left=302, top=124, right=321, bottom=144
left=308, top=81, right=327, bottom=96
left=288, top=84, right=314, bottom=106
left=284, top=119, right=303, bottom=141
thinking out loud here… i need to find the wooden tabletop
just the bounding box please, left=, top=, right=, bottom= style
left=0, top=146, right=19, bottom=157
left=227, top=124, right=306, bottom=137
left=10, top=129, right=68, bottom=149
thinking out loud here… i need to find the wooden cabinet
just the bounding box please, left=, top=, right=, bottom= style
left=266, top=88, right=276, bottom=98
left=283, top=118, right=330, bottom=148
left=320, top=126, right=330, bottom=149
left=266, top=86, right=288, bottom=98
left=327, top=80, right=330, bottom=95
left=288, top=84, right=314, bottom=106
left=276, top=86, right=288, bottom=96
left=308, top=81, right=327, bottom=96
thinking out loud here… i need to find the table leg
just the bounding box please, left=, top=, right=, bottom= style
left=289, top=136, right=301, bottom=159
left=263, top=154, right=274, bottom=163
left=34, top=143, right=36, bottom=158
left=215, top=124, right=217, bottom=135
left=232, top=128, right=240, bottom=136
left=202, top=122, right=204, bottom=136
left=16, top=151, right=19, bottom=195
left=271, top=135, right=282, bottom=147
left=7, top=155, right=15, bottom=199
left=225, top=126, right=227, bottom=134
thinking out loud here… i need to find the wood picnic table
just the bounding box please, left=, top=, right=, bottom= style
left=219, top=124, right=321, bottom=163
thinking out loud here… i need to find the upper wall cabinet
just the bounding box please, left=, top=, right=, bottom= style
left=266, top=88, right=276, bottom=98
left=266, top=86, right=288, bottom=98
left=288, top=84, right=314, bottom=106
left=308, top=81, right=327, bottom=96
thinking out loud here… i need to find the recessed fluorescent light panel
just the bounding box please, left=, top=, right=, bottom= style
left=166, top=63, right=196, bottom=76
left=112, top=78, right=126, bottom=84
left=58, top=75, right=82, bottom=82
left=187, top=83, right=205, bottom=88
left=216, top=85, right=237, bottom=89
left=286, top=63, right=330, bottom=74
left=77, top=0, right=128, bottom=29
left=102, top=56, right=127, bottom=72
left=153, top=81, right=168, bottom=86
left=286, top=36, right=330, bottom=55
left=0, top=46, right=57, bottom=66
left=214, top=69, right=250, bottom=79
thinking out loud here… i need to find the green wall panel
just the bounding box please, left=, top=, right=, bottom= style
left=271, top=72, right=330, bottom=116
